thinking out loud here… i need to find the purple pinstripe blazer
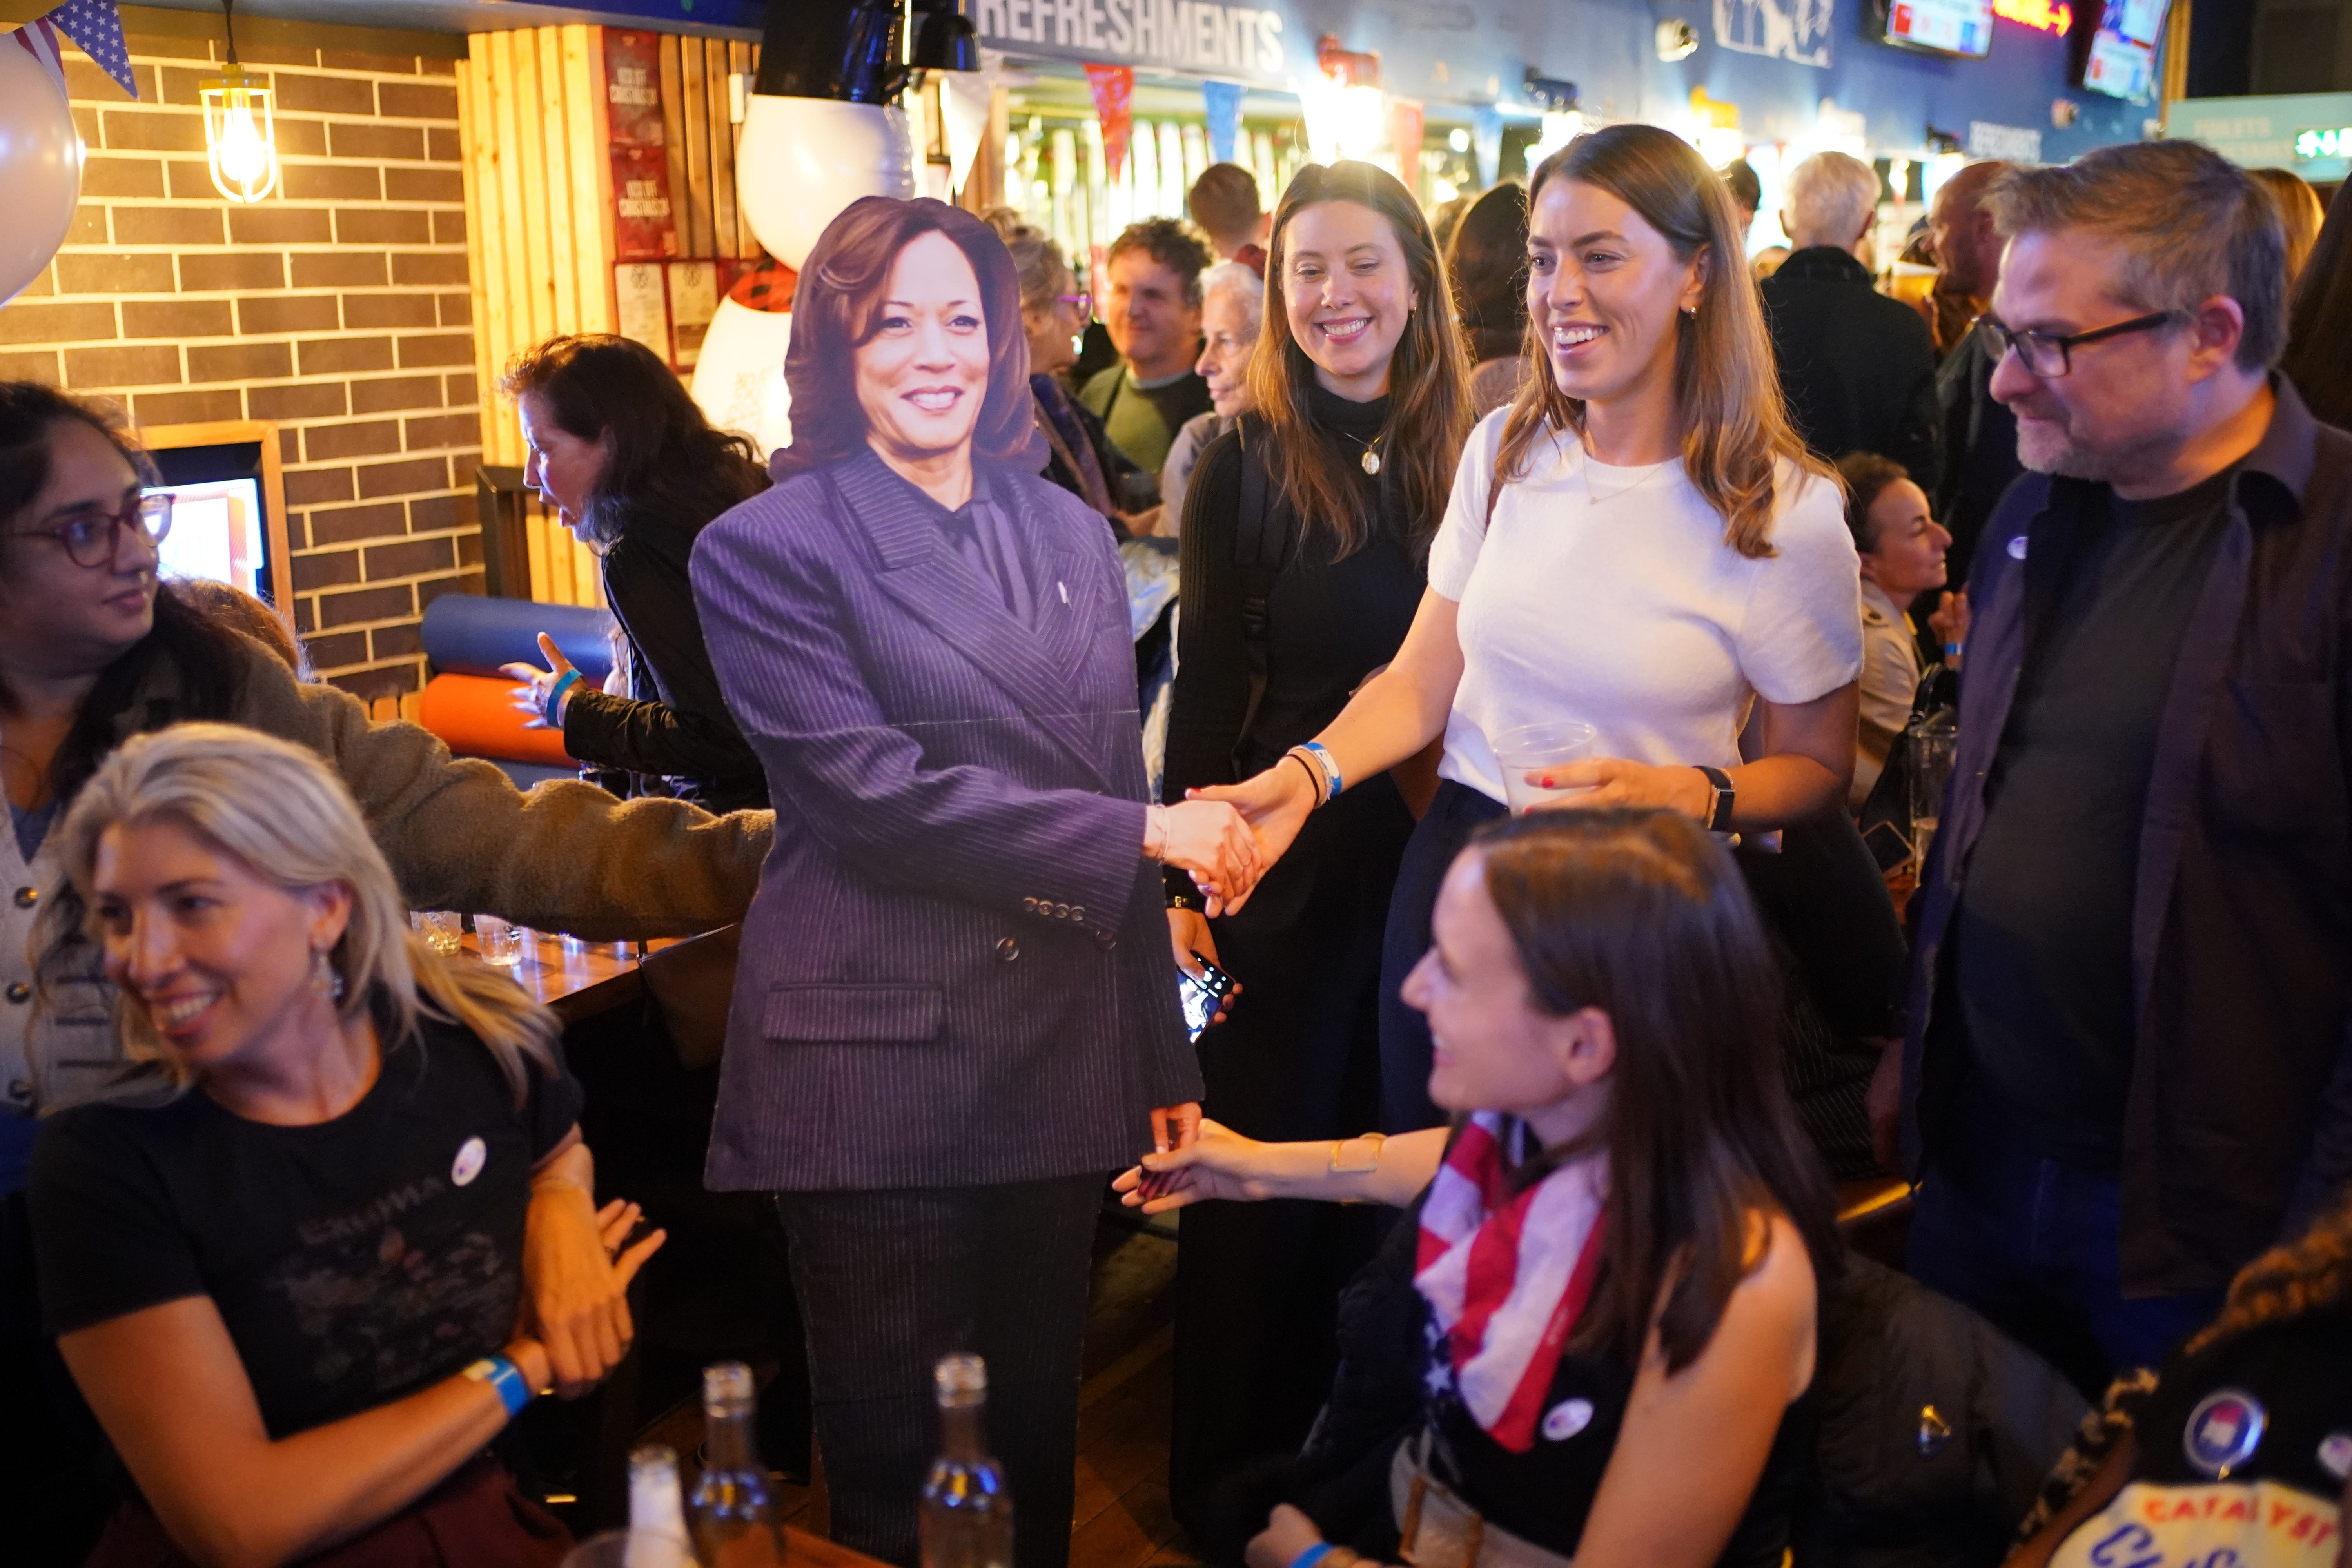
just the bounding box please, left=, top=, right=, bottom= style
left=690, top=445, right=1200, bottom=1192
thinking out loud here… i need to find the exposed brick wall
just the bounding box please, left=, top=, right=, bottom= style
left=0, top=9, right=486, bottom=702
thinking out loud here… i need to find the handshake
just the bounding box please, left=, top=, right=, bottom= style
left=1150, top=763, right=1326, bottom=916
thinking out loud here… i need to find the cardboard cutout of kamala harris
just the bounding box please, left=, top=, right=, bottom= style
left=688, top=197, right=1249, bottom=1568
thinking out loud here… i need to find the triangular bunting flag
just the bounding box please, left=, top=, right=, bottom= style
left=1084, top=62, right=1133, bottom=183
left=49, top=0, right=135, bottom=99
left=8, top=15, right=70, bottom=99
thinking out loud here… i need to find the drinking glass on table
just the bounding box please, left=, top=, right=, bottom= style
left=559, top=1530, right=696, bottom=1568
left=475, top=914, right=527, bottom=967
left=1493, top=721, right=1599, bottom=814
left=1907, top=716, right=1958, bottom=875
left=410, top=909, right=463, bottom=955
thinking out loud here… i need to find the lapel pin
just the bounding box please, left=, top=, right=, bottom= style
left=1058, top=581, right=1069, bottom=604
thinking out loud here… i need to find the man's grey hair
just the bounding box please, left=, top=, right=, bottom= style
left=1986, top=141, right=2287, bottom=370
left=1784, top=151, right=1881, bottom=251
left=1199, top=260, right=1263, bottom=341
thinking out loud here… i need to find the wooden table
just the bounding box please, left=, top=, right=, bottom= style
left=786, top=1525, right=895, bottom=1568
left=455, top=928, right=679, bottom=1023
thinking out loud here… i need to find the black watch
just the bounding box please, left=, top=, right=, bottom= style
left=1694, top=766, right=1735, bottom=833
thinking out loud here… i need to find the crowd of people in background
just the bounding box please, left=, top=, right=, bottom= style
left=2, top=121, right=2350, bottom=1568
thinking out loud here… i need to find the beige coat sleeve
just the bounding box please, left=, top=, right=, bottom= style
left=233, top=656, right=772, bottom=939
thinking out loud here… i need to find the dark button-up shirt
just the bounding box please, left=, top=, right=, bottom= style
left=1902, top=377, right=2352, bottom=1294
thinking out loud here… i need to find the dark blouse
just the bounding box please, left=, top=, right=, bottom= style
left=562, top=502, right=767, bottom=814
left=1161, top=384, right=1428, bottom=805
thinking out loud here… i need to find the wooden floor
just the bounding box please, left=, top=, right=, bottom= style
left=648, top=1214, right=1201, bottom=1568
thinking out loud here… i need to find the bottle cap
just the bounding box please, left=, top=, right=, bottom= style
left=934, top=1352, right=988, bottom=1399
left=630, top=1443, right=680, bottom=1477
left=704, top=1360, right=756, bottom=1408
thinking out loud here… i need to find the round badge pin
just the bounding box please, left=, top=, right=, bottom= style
left=451, top=1135, right=488, bottom=1187
left=2182, top=1388, right=2267, bottom=1479
left=1541, top=1398, right=1595, bottom=1443
left=2318, top=1432, right=2352, bottom=1483
left=2007, top=534, right=2029, bottom=560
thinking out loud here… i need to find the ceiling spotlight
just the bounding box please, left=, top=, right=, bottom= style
left=1655, top=20, right=1699, bottom=62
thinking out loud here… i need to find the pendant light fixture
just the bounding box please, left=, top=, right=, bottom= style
left=200, top=0, right=278, bottom=203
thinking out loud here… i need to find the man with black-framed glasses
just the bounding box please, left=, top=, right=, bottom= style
left=1886, top=140, right=2352, bottom=1398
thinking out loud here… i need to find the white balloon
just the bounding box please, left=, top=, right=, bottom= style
left=0, top=44, right=83, bottom=306
left=735, top=96, right=914, bottom=270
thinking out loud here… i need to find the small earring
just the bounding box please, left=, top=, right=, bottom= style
left=313, top=948, right=346, bottom=1004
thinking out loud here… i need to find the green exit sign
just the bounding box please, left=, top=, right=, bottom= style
left=2293, top=126, right=2352, bottom=160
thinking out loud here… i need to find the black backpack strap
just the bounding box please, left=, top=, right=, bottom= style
left=1230, top=414, right=1289, bottom=779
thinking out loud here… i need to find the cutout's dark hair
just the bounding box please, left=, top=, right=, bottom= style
left=1248, top=160, right=1473, bottom=560
left=2282, top=189, right=2352, bottom=431
left=769, top=197, right=1039, bottom=482
left=0, top=384, right=248, bottom=806
left=500, top=333, right=768, bottom=547
left=1467, top=808, right=1840, bottom=1374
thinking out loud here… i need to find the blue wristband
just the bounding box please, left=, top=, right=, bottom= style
left=1288, top=1544, right=1336, bottom=1568
left=464, top=1355, right=533, bottom=1417
left=1299, top=740, right=1343, bottom=800
left=544, top=668, right=583, bottom=725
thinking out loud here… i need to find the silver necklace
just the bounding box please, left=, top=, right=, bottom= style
left=1579, top=450, right=1673, bottom=506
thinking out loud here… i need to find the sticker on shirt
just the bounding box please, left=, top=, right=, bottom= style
left=2184, top=1389, right=2267, bottom=1478
left=1541, top=1398, right=1594, bottom=1442
left=2320, top=1432, right=2352, bottom=1483
left=2049, top=1479, right=2341, bottom=1568
left=450, top=1136, right=488, bottom=1187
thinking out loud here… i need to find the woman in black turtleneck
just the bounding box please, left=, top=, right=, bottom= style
left=1161, top=161, right=1472, bottom=1541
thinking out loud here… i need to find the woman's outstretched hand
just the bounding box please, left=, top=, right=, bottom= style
left=1189, top=758, right=1319, bottom=884
left=1114, top=1117, right=1268, bottom=1214
left=523, top=1189, right=667, bottom=1399
left=501, top=633, right=579, bottom=729
left=1158, top=799, right=1265, bottom=913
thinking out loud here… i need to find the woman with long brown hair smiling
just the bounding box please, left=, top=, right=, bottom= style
left=1192, top=125, right=1862, bottom=1135
left=1160, top=158, right=1471, bottom=1535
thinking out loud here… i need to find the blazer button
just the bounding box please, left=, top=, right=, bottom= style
left=995, top=936, right=1020, bottom=962
left=1053, top=902, right=1071, bottom=920
left=1071, top=906, right=1085, bottom=923
left=5, top=982, right=29, bottom=1004
left=1022, top=897, right=1039, bottom=913
left=12, top=887, right=34, bottom=909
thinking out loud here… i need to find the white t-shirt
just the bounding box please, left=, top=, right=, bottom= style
left=1428, top=408, right=1862, bottom=804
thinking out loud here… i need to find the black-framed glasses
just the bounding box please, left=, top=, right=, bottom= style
left=1974, top=310, right=2182, bottom=378
left=9, top=493, right=174, bottom=568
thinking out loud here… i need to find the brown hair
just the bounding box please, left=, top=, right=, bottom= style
left=1470, top=808, right=1840, bottom=1374
left=2247, top=167, right=2325, bottom=285
left=1107, top=216, right=1215, bottom=309
left=981, top=206, right=1074, bottom=313
left=1719, top=159, right=1761, bottom=216
left=1188, top=162, right=1263, bottom=248
left=175, top=578, right=307, bottom=678
left=1833, top=451, right=1911, bottom=554
left=1247, top=160, right=1473, bottom=560
left=769, top=196, right=1038, bottom=482
left=1448, top=181, right=1531, bottom=364
left=2283, top=189, right=2352, bottom=430
left=1986, top=141, right=2287, bottom=371
left=501, top=333, right=768, bottom=547
left=1493, top=125, right=1829, bottom=560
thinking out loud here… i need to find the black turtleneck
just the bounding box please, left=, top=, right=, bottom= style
left=1161, top=382, right=1430, bottom=805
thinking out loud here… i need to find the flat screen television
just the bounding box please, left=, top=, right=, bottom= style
left=2080, top=0, right=2168, bottom=101
left=133, top=420, right=294, bottom=615
left=1879, top=0, right=1995, bottom=60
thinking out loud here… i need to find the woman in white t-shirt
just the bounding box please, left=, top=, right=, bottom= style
left=1199, top=124, right=1862, bottom=1131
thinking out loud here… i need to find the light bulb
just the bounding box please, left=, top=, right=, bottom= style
left=218, top=105, right=266, bottom=183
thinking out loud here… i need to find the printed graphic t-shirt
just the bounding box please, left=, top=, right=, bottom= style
left=29, top=1016, right=583, bottom=1440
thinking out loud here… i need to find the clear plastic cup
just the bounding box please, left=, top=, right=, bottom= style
left=410, top=909, right=463, bottom=955
left=475, top=915, right=526, bottom=967
left=559, top=1530, right=697, bottom=1568
left=1493, top=721, right=1599, bottom=814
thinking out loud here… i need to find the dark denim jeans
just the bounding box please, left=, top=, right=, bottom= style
left=1907, top=1118, right=2225, bottom=1398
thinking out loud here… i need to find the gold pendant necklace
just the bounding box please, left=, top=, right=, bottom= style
left=1338, top=430, right=1386, bottom=475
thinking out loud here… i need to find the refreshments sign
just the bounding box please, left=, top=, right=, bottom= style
left=972, top=0, right=1293, bottom=85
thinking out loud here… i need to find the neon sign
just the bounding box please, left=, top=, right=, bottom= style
left=2294, top=127, right=2352, bottom=161
left=1993, top=0, right=2073, bottom=35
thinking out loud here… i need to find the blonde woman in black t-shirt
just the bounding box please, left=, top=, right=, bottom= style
left=27, top=723, right=664, bottom=1568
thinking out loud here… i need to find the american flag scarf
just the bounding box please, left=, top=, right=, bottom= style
left=1415, top=1112, right=1609, bottom=1454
